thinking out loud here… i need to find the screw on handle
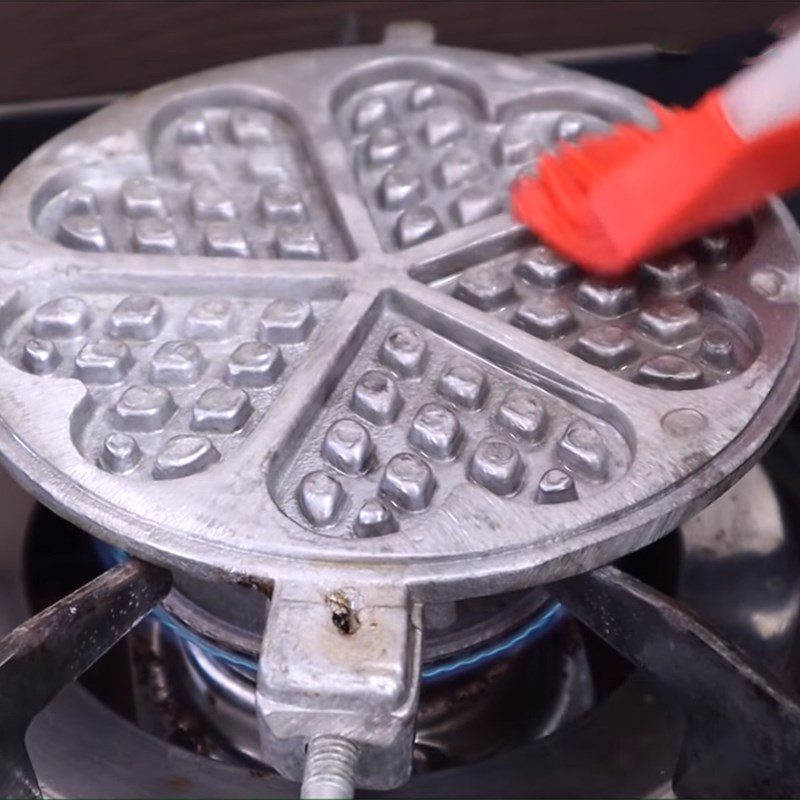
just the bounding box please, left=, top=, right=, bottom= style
left=300, top=736, right=360, bottom=799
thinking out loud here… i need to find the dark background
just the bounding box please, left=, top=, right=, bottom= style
left=2, top=1, right=797, bottom=196
left=0, top=0, right=796, bottom=102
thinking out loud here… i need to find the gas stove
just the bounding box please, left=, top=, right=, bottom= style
left=1, top=21, right=800, bottom=799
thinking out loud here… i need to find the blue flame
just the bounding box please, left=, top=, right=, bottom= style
left=421, top=601, right=565, bottom=683
left=94, top=541, right=565, bottom=683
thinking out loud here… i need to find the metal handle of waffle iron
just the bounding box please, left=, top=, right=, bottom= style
left=255, top=581, right=423, bottom=797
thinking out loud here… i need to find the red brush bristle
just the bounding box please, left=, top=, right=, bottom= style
left=515, top=89, right=800, bottom=275
left=511, top=104, right=680, bottom=276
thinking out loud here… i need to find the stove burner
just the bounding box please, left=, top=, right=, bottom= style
left=95, top=540, right=566, bottom=685
left=8, top=462, right=799, bottom=797
left=171, top=611, right=584, bottom=772
left=1, top=22, right=800, bottom=796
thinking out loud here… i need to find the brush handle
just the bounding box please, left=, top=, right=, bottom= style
left=723, top=31, right=800, bottom=139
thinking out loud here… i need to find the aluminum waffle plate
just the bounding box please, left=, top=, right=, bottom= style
left=0, top=39, right=799, bottom=599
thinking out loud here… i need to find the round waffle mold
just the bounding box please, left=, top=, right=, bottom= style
left=0, top=41, right=798, bottom=601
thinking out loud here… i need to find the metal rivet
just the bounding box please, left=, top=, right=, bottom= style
left=176, top=110, right=209, bottom=145
left=408, top=403, right=462, bottom=460
left=366, top=126, right=407, bottom=166
left=260, top=182, right=306, bottom=223
left=379, top=164, right=425, bottom=210
left=109, top=296, right=163, bottom=341
left=114, top=385, right=176, bottom=432
left=100, top=433, right=142, bottom=474
left=354, top=498, right=398, bottom=537
left=554, top=113, right=586, bottom=142
left=422, top=106, right=465, bottom=147
left=637, top=355, right=703, bottom=390
left=535, top=468, right=577, bottom=504
left=298, top=471, right=345, bottom=526
left=495, top=388, right=547, bottom=441
left=245, top=150, right=287, bottom=182
left=58, top=215, right=107, bottom=251
left=452, top=184, right=502, bottom=226
left=185, top=298, right=236, bottom=341
left=132, top=217, right=178, bottom=254
left=513, top=295, right=575, bottom=339
left=514, top=245, right=575, bottom=288
left=275, top=224, right=323, bottom=259
left=63, top=184, right=97, bottom=215
left=640, top=252, right=699, bottom=294
left=120, top=177, right=165, bottom=218
left=575, top=279, right=638, bottom=317
left=434, top=143, right=484, bottom=188
left=437, top=358, right=488, bottom=409
left=750, top=269, right=784, bottom=299
left=378, top=325, right=428, bottom=377
left=700, top=330, right=736, bottom=370
left=353, top=95, right=392, bottom=133
left=454, top=264, right=515, bottom=311
left=637, top=301, right=701, bottom=345
left=153, top=435, right=220, bottom=480
left=322, top=418, right=373, bottom=475
left=192, top=386, right=252, bottom=433
left=395, top=205, right=442, bottom=248
left=259, top=299, right=315, bottom=344
left=228, top=108, right=274, bottom=145
left=573, top=325, right=638, bottom=369
left=75, top=340, right=133, bottom=384
left=177, top=147, right=218, bottom=181
left=380, top=452, right=436, bottom=511
left=226, top=341, right=284, bottom=387
left=33, top=297, right=91, bottom=338
left=495, top=116, right=538, bottom=165
left=468, top=437, right=525, bottom=495
left=22, top=338, right=61, bottom=375
left=557, top=420, right=610, bottom=481
left=696, top=233, right=731, bottom=268
left=351, top=370, right=403, bottom=425
left=150, top=340, right=206, bottom=386
left=203, top=222, right=250, bottom=257
left=408, top=82, right=439, bottom=111
left=190, top=180, right=236, bottom=222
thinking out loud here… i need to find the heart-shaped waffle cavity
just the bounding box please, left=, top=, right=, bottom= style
left=2, top=290, right=341, bottom=479
left=271, top=306, right=631, bottom=538
left=33, top=91, right=352, bottom=261
left=427, top=229, right=758, bottom=388
left=334, top=68, right=613, bottom=251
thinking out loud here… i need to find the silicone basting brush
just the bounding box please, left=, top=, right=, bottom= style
left=512, top=33, right=800, bottom=277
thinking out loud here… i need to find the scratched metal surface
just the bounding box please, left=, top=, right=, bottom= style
left=0, top=41, right=797, bottom=599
